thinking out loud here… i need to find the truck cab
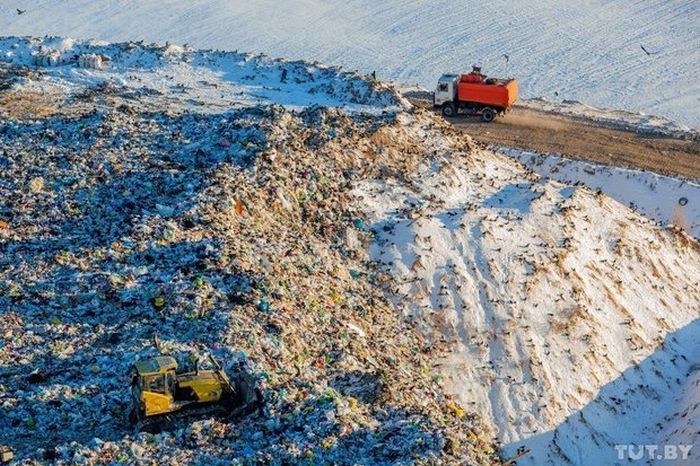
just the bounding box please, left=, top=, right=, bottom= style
left=434, top=74, right=459, bottom=110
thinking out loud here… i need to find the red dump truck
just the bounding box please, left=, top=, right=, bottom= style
left=434, top=66, right=518, bottom=122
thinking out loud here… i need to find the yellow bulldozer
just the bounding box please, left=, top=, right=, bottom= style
left=128, top=354, right=261, bottom=428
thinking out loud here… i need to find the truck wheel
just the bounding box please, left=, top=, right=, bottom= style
left=481, top=108, right=496, bottom=122
left=442, top=102, right=456, bottom=117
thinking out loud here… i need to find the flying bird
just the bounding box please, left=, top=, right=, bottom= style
left=16, top=9, right=26, bottom=15
left=640, top=45, right=658, bottom=56
left=503, top=54, right=510, bottom=64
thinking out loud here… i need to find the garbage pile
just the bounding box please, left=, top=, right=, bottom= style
left=0, top=36, right=408, bottom=114
left=0, top=43, right=501, bottom=464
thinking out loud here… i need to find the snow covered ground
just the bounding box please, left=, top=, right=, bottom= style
left=0, top=36, right=405, bottom=114
left=1, top=0, right=698, bottom=126
left=355, top=130, right=699, bottom=465
left=501, top=148, right=700, bottom=238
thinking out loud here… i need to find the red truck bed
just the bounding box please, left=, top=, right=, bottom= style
left=457, top=77, right=518, bottom=110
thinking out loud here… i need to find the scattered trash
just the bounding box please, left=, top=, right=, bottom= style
left=0, top=36, right=500, bottom=465
left=156, top=204, right=175, bottom=218
left=26, top=370, right=50, bottom=384
left=0, top=447, right=13, bottom=463
left=503, top=448, right=531, bottom=466
left=28, top=176, right=44, bottom=193
left=352, top=218, right=367, bottom=230
left=32, top=49, right=61, bottom=67
left=152, top=296, right=166, bottom=310
left=77, top=54, right=103, bottom=69
left=257, top=299, right=270, bottom=312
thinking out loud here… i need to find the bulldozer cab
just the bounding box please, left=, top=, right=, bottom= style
left=130, top=356, right=179, bottom=418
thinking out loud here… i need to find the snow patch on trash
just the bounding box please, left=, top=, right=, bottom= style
left=500, top=147, right=700, bottom=238
left=355, top=128, right=700, bottom=465
left=0, top=36, right=408, bottom=113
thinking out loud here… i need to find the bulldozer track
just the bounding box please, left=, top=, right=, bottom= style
left=135, top=403, right=231, bottom=433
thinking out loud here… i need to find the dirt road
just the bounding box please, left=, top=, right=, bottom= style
left=439, top=105, right=699, bottom=180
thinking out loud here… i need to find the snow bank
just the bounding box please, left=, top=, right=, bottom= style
left=501, top=148, right=700, bottom=238
left=656, top=361, right=700, bottom=465
left=0, top=36, right=407, bottom=112
left=354, top=116, right=700, bottom=465
left=520, top=98, right=698, bottom=139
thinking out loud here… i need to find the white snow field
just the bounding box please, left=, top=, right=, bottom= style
left=1, top=0, right=699, bottom=126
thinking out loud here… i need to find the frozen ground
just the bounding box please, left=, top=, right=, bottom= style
left=355, top=136, right=699, bottom=465
left=1, top=0, right=699, bottom=126
left=501, top=148, right=700, bottom=238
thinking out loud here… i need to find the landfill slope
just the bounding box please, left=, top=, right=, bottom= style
left=655, top=366, right=700, bottom=465
left=0, top=38, right=500, bottom=464
left=355, top=121, right=700, bottom=464
left=500, top=149, right=700, bottom=239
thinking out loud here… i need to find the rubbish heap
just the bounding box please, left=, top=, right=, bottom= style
left=0, top=40, right=502, bottom=465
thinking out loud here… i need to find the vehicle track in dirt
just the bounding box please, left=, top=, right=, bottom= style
left=444, top=106, right=699, bottom=180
